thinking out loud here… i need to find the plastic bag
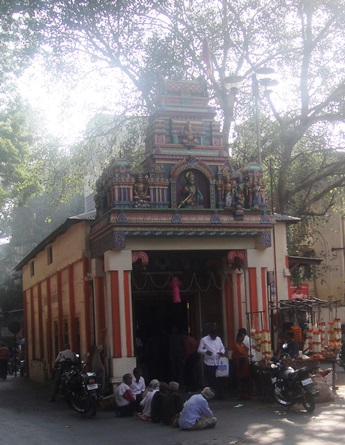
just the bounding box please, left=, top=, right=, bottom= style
left=216, top=356, right=229, bottom=378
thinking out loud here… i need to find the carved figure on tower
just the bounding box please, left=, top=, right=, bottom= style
left=179, top=171, right=204, bottom=208
left=222, top=174, right=237, bottom=209
left=133, top=174, right=151, bottom=207
left=182, top=121, right=199, bottom=146
left=236, top=177, right=245, bottom=209
left=252, top=175, right=265, bottom=209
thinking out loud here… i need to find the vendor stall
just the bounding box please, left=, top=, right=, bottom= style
left=252, top=297, right=341, bottom=399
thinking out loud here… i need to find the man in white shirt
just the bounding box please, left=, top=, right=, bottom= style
left=198, top=326, right=225, bottom=398
left=115, top=373, right=137, bottom=417
left=130, top=366, right=146, bottom=410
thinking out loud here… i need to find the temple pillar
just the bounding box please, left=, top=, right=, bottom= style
left=233, top=269, right=246, bottom=334
left=226, top=250, right=247, bottom=338
left=103, top=250, right=136, bottom=383
left=246, top=251, right=270, bottom=333
left=90, top=258, right=106, bottom=348
left=223, top=272, right=235, bottom=349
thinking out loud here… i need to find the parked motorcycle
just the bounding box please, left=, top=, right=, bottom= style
left=271, top=357, right=319, bottom=412
left=60, top=354, right=99, bottom=416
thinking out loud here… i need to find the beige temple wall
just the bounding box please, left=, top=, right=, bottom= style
left=21, top=223, right=89, bottom=289
left=21, top=222, right=91, bottom=384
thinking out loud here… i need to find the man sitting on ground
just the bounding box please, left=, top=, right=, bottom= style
left=151, top=381, right=169, bottom=423
left=115, top=373, right=137, bottom=417
left=139, top=379, right=160, bottom=421
left=130, top=366, right=146, bottom=411
left=178, top=387, right=217, bottom=430
left=161, top=381, right=184, bottom=427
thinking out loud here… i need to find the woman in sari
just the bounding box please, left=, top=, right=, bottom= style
left=232, top=332, right=253, bottom=400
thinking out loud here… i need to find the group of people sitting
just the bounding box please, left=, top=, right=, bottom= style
left=114, top=366, right=217, bottom=430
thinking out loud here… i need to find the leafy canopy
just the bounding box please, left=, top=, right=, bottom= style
left=2, top=0, right=345, bottom=220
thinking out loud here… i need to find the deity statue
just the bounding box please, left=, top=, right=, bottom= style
left=133, top=174, right=150, bottom=203
left=252, top=176, right=265, bottom=208
left=222, top=174, right=237, bottom=209
left=245, top=176, right=253, bottom=208
left=178, top=171, right=203, bottom=208
left=236, top=177, right=245, bottom=209
left=182, top=121, right=198, bottom=146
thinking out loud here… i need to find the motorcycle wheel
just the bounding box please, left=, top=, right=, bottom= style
left=302, top=392, right=315, bottom=413
left=69, top=391, right=89, bottom=414
left=273, top=384, right=294, bottom=407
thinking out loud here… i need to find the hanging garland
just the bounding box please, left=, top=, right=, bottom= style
left=131, top=271, right=226, bottom=292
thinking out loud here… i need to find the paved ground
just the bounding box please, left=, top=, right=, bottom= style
left=1, top=367, right=345, bottom=445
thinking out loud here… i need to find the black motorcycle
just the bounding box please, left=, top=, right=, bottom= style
left=271, top=358, right=319, bottom=413
left=60, top=356, right=99, bottom=416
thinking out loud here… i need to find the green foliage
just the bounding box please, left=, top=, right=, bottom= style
left=74, top=113, right=147, bottom=193
left=7, top=0, right=343, bottom=219
left=2, top=0, right=345, bottom=222
left=0, top=98, right=42, bottom=238
left=0, top=0, right=44, bottom=93
left=10, top=192, right=84, bottom=252
left=0, top=90, right=85, bottom=254
left=0, top=279, right=22, bottom=312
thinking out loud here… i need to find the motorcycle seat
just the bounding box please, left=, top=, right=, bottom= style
left=287, top=366, right=309, bottom=381
left=60, top=358, right=76, bottom=372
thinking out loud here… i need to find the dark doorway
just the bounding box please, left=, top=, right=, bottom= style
left=133, top=293, right=192, bottom=384
left=131, top=250, right=225, bottom=385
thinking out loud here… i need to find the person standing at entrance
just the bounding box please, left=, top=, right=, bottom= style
left=183, top=332, right=200, bottom=391
left=232, top=331, right=252, bottom=400
left=197, top=327, right=225, bottom=398
left=169, top=327, right=185, bottom=387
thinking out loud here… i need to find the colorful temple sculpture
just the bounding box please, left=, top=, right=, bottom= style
left=94, top=78, right=267, bottom=218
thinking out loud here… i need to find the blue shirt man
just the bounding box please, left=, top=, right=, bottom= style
left=178, top=387, right=217, bottom=430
